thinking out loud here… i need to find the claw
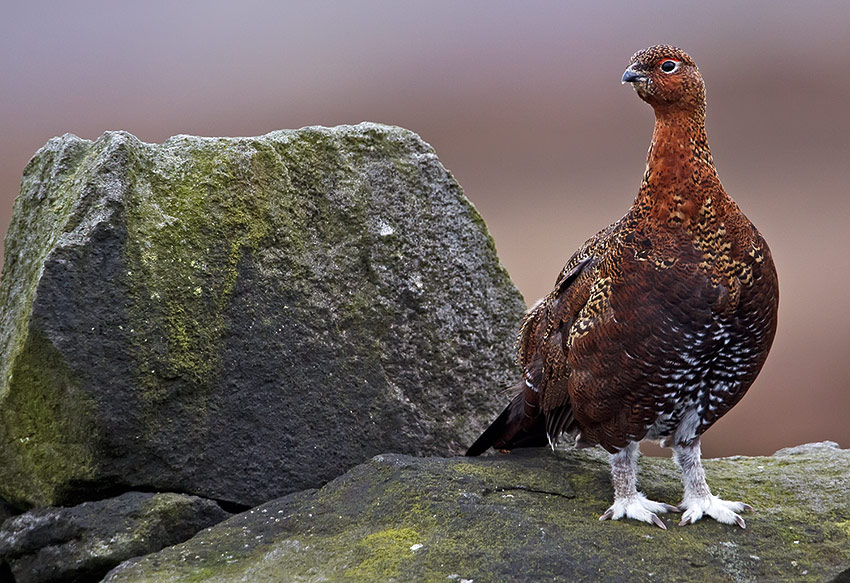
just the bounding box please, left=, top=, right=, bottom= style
left=650, top=514, right=668, bottom=530
left=599, top=506, right=667, bottom=529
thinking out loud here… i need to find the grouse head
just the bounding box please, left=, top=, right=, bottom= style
left=622, top=45, right=705, bottom=116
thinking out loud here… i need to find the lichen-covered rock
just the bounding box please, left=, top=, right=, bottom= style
left=0, top=491, right=229, bottom=583
left=0, top=124, right=525, bottom=508
left=103, top=443, right=850, bottom=583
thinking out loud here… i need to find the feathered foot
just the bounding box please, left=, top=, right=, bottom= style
left=600, top=492, right=678, bottom=529
left=678, top=495, right=752, bottom=528
left=600, top=442, right=678, bottom=529
left=673, top=438, right=751, bottom=528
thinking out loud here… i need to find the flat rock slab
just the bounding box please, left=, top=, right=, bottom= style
left=0, top=491, right=230, bottom=583
left=0, top=124, right=525, bottom=508
left=104, top=442, right=850, bottom=583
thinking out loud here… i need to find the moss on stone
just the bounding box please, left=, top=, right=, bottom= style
left=0, top=135, right=101, bottom=507
left=0, top=137, right=91, bottom=372
left=344, top=527, right=422, bottom=581
left=117, top=126, right=419, bottom=410
left=125, top=137, right=273, bottom=397
left=0, top=326, right=98, bottom=506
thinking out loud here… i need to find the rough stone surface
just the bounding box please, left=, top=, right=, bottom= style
left=103, top=443, right=850, bottom=583
left=0, top=491, right=230, bottom=583
left=0, top=124, right=525, bottom=509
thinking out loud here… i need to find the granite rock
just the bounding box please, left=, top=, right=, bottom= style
left=0, top=124, right=525, bottom=509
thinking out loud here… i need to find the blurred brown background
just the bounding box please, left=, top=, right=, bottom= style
left=2, top=2, right=848, bottom=457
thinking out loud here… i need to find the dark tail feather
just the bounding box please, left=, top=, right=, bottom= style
left=465, top=389, right=548, bottom=456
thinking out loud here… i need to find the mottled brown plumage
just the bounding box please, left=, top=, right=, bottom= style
left=467, top=45, right=778, bottom=528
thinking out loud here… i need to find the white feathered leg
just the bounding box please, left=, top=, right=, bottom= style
left=673, top=438, right=752, bottom=528
left=599, top=441, right=677, bottom=529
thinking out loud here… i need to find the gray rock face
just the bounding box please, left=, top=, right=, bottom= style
left=0, top=491, right=229, bottom=583
left=0, top=124, right=525, bottom=509
left=104, top=443, right=850, bottom=583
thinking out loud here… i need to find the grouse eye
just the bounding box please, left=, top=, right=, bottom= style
left=660, top=60, right=678, bottom=73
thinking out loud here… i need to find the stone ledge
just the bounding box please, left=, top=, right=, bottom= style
left=104, top=442, right=850, bottom=582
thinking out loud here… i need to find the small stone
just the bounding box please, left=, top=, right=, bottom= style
left=0, top=492, right=229, bottom=583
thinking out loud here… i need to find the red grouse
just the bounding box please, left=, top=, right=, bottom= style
left=467, top=45, right=779, bottom=529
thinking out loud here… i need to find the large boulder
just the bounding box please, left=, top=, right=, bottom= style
left=0, top=124, right=525, bottom=509
left=0, top=492, right=230, bottom=583
left=104, top=443, right=850, bottom=583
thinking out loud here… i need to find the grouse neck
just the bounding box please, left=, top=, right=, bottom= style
left=649, top=109, right=714, bottom=178
left=636, top=111, right=722, bottom=208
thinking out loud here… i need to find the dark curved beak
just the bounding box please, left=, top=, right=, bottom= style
left=621, top=66, right=647, bottom=84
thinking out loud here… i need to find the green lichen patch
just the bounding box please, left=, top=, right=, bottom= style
left=345, top=527, right=422, bottom=581
left=124, top=136, right=284, bottom=391
left=0, top=135, right=92, bottom=394
left=0, top=134, right=110, bottom=507
left=0, top=326, right=98, bottom=506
